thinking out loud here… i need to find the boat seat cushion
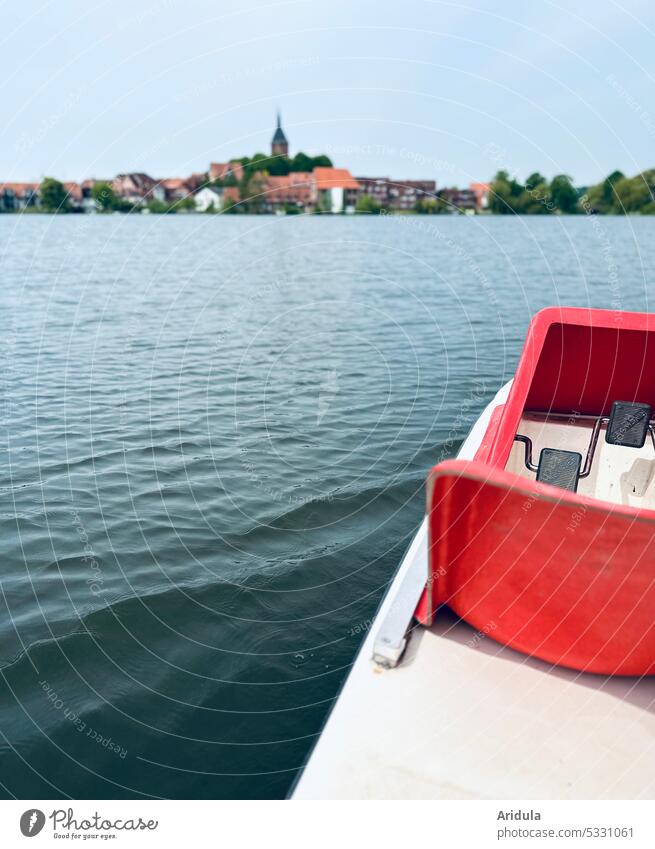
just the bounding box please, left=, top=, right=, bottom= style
left=606, top=400, right=652, bottom=448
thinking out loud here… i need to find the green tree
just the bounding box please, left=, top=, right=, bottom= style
left=525, top=172, right=547, bottom=192
left=602, top=170, right=625, bottom=208
left=241, top=152, right=285, bottom=178
left=549, top=174, right=579, bottom=214
left=91, top=181, right=119, bottom=211
left=415, top=197, right=447, bottom=214
left=178, top=196, right=196, bottom=212
left=355, top=194, right=383, bottom=214
left=520, top=174, right=552, bottom=214
left=310, top=154, right=332, bottom=168
left=146, top=198, right=169, bottom=214
left=612, top=174, right=654, bottom=213
left=290, top=151, right=314, bottom=172
left=582, top=170, right=625, bottom=214
left=40, top=177, right=69, bottom=212
left=487, top=170, right=523, bottom=214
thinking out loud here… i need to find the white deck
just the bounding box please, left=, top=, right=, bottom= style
left=292, top=385, right=655, bottom=800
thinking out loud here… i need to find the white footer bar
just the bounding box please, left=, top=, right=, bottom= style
left=0, top=800, right=653, bottom=848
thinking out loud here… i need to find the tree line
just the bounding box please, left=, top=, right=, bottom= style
left=487, top=169, right=655, bottom=215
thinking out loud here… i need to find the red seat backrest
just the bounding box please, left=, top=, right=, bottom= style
left=415, top=459, right=655, bottom=675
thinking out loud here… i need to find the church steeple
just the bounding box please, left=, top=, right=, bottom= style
left=271, top=111, right=289, bottom=159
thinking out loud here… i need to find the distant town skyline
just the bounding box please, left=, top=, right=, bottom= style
left=2, top=1, right=654, bottom=186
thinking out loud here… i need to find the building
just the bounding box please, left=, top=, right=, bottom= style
left=389, top=179, right=437, bottom=210
left=271, top=112, right=289, bottom=159
left=0, top=182, right=40, bottom=210
left=187, top=172, right=209, bottom=191
left=470, top=182, right=490, bottom=211
left=81, top=179, right=98, bottom=212
left=113, top=173, right=165, bottom=205
left=312, top=167, right=359, bottom=213
left=209, top=161, right=244, bottom=184
left=196, top=185, right=240, bottom=212
left=356, top=177, right=437, bottom=210
left=355, top=177, right=390, bottom=207
left=160, top=178, right=193, bottom=202
left=438, top=187, right=477, bottom=213
left=195, top=186, right=223, bottom=212
left=261, top=172, right=313, bottom=212
left=63, top=182, right=83, bottom=209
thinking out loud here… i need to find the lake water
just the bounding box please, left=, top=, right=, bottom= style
left=1, top=213, right=654, bottom=799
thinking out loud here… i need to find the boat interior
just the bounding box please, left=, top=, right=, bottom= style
left=505, top=407, right=655, bottom=508
left=496, top=310, right=655, bottom=507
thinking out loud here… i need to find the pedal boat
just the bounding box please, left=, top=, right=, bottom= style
left=292, top=307, right=655, bottom=799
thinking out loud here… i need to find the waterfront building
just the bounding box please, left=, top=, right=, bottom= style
left=63, top=182, right=83, bottom=209
left=439, top=187, right=478, bottom=213
left=355, top=177, right=390, bottom=206
left=186, top=172, right=209, bottom=191
left=389, top=179, right=437, bottom=210
left=355, top=177, right=437, bottom=210
left=194, top=186, right=224, bottom=212
left=470, top=182, right=490, bottom=210
left=209, top=161, right=244, bottom=184
left=261, top=172, right=313, bottom=212
left=81, top=179, right=101, bottom=212
left=113, top=173, right=165, bottom=205
left=0, top=182, right=40, bottom=210
left=160, top=178, right=193, bottom=202
left=311, top=167, right=359, bottom=213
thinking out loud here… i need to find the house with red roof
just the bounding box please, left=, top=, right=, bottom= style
left=470, top=182, right=490, bottom=211
left=63, top=182, right=83, bottom=208
left=209, top=160, right=244, bottom=184
left=311, top=167, right=359, bottom=213
left=160, top=178, right=193, bottom=202
left=262, top=172, right=313, bottom=212
left=113, top=173, right=165, bottom=205
left=0, top=182, right=40, bottom=210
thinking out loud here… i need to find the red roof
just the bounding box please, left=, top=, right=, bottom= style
left=63, top=182, right=82, bottom=201
left=312, top=167, right=359, bottom=190
left=209, top=161, right=244, bottom=182
left=160, top=178, right=190, bottom=191
left=0, top=182, right=39, bottom=195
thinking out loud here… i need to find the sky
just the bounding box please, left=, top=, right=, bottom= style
left=2, top=0, right=655, bottom=187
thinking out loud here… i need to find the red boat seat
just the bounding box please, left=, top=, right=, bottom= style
left=414, top=459, right=655, bottom=675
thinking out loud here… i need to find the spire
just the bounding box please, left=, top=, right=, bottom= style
left=271, top=110, right=289, bottom=156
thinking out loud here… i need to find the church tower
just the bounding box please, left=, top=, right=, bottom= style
left=271, top=112, right=289, bottom=159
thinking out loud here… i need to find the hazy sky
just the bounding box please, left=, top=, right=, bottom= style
left=3, top=0, right=655, bottom=186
